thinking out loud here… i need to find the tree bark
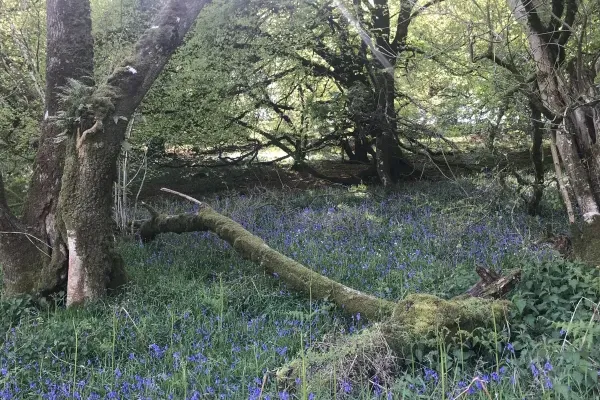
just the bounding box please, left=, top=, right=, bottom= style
left=0, top=171, right=51, bottom=295
left=550, top=130, right=576, bottom=224
left=370, top=0, right=417, bottom=186
left=58, top=0, right=211, bottom=306
left=528, top=102, right=544, bottom=215
left=1, top=0, right=95, bottom=296
left=508, top=0, right=600, bottom=264
left=375, top=71, right=398, bottom=187
left=1, top=0, right=212, bottom=303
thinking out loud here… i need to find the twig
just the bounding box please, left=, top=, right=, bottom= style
left=131, top=150, right=148, bottom=235
left=0, top=231, right=51, bottom=247
left=161, top=188, right=207, bottom=207
left=0, top=231, right=52, bottom=257
left=257, top=372, right=269, bottom=400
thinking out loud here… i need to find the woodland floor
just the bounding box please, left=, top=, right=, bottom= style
left=137, top=143, right=554, bottom=201
left=1, top=143, right=599, bottom=399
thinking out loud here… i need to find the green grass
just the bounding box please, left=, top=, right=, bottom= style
left=1, top=176, right=599, bottom=399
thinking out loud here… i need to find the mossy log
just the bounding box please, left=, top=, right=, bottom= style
left=139, top=189, right=521, bottom=389
left=140, top=189, right=395, bottom=321
left=140, top=189, right=520, bottom=322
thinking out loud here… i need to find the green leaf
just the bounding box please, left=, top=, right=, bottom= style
left=514, top=298, right=527, bottom=313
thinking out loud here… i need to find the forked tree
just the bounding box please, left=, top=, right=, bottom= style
left=0, top=0, right=211, bottom=305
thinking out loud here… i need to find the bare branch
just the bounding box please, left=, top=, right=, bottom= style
left=160, top=188, right=207, bottom=207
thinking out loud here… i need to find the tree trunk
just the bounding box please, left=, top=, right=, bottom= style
left=1, top=0, right=212, bottom=304
left=0, top=172, right=51, bottom=295
left=374, top=70, right=397, bottom=188
left=58, top=0, right=211, bottom=306
left=528, top=102, right=544, bottom=215
left=59, top=122, right=129, bottom=304
left=508, top=0, right=600, bottom=264
left=1, top=0, right=95, bottom=296
left=374, top=71, right=413, bottom=186
left=342, top=133, right=373, bottom=164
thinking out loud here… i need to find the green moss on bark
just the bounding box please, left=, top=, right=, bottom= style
left=140, top=206, right=396, bottom=321
left=383, top=294, right=507, bottom=354
left=139, top=198, right=512, bottom=393
left=276, top=295, right=508, bottom=390
left=572, top=217, right=600, bottom=267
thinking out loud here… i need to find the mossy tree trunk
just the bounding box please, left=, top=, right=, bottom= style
left=0, top=0, right=212, bottom=305
left=57, top=0, right=212, bottom=306
left=140, top=190, right=520, bottom=389
left=139, top=189, right=520, bottom=324
left=0, top=0, right=95, bottom=296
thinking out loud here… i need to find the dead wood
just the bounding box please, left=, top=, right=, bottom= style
left=139, top=188, right=519, bottom=319
left=138, top=188, right=521, bottom=390
left=464, top=266, right=521, bottom=299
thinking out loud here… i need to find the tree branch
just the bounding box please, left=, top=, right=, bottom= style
left=557, top=0, right=578, bottom=47
left=520, top=0, right=546, bottom=35
left=408, top=0, right=445, bottom=25
left=140, top=188, right=393, bottom=320
left=0, top=171, right=10, bottom=214
left=547, top=0, right=565, bottom=38
left=229, top=118, right=296, bottom=157
left=474, top=51, right=520, bottom=76
left=107, top=0, right=212, bottom=118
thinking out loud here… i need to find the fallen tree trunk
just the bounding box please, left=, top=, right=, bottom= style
left=140, top=189, right=520, bottom=320
left=139, top=188, right=521, bottom=391
left=140, top=188, right=395, bottom=321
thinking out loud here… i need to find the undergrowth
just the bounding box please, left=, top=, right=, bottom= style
left=1, top=177, right=599, bottom=399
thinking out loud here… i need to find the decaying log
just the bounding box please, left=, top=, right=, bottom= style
left=139, top=188, right=521, bottom=391
left=464, top=266, right=521, bottom=299
left=140, top=188, right=520, bottom=308
left=140, top=188, right=395, bottom=321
